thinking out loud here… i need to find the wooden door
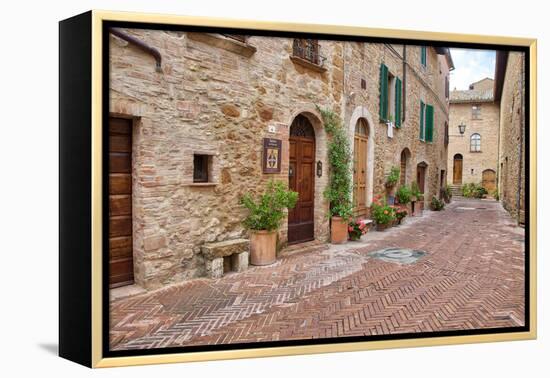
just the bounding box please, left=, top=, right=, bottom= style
left=453, top=155, right=463, bottom=185
left=288, top=115, right=315, bottom=244
left=417, top=164, right=427, bottom=194
left=109, top=117, right=134, bottom=288
left=482, top=169, right=496, bottom=192
left=353, top=119, right=368, bottom=217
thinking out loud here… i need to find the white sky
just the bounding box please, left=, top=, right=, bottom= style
left=449, top=48, right=496, bottom=90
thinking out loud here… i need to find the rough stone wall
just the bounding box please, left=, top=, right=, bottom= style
left=343, top=44, right=449, bottom=205
left=110, top=30, right=449, bottom=289
left=447, top=101, right=500, bottom=185
left=498, top=52, right=525, bottom=222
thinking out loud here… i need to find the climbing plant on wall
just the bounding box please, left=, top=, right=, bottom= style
left=317, top=105, right=354, bottom=220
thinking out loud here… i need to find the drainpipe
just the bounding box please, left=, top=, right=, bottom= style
left=110, top=28, right=162, bottom=72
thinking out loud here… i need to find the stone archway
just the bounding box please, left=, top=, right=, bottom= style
left=285, top=107, right=329, bottom=244
left=399, top=148, right=412, bottom=186
left=349, top=106, right=375, bottom=208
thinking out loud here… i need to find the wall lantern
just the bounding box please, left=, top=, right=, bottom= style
left=458, top=122, right=466, bottom=135
left=316, top=160, right=323, bottom=178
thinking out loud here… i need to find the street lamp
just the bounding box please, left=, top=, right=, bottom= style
left=458, top=122, right=466, bottom=135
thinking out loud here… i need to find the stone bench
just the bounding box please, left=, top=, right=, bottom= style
left=201, top=238, right=249, bottom=279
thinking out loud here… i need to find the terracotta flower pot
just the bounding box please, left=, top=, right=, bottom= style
left=331, top=216, right=348, bottom=244
left=376, top=222, right=391, bottom=231
left=249, top=230, right=277, bottom=266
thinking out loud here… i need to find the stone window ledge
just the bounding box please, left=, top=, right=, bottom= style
left=187, top=33, right=257, bottom=57
left=289, top=55, right=327, bottom=73
left=186, top=182, right=218, bottom=187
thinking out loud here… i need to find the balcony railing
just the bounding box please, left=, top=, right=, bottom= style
left=292, top=39, right=325, bottom=66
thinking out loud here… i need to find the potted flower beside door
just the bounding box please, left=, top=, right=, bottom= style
left=241, top=180, right=298, bottom=265
left=318, top=106, right=354, bottom=244
left=385, top=166, right=400, bottom=205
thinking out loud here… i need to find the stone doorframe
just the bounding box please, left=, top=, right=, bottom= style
left=283, top=106, right=330, bottom=244
left=348, top=106, right=375, bottom=208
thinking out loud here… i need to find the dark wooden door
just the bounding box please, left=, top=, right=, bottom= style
left=417, top=164, right=427, bottom=194
left=453, top=155, right=463, bottom=185
left=109, top=117, right=134, bottom=288
left=288, top=116, right=315, bottom=244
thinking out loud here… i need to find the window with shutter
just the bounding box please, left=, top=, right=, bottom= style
left=419, top=100, right=425, bottom=140
left=425, top=104, right=434, bottom=142
left=379, top=64, right=389, bottom=121
left=395, top=77, right=402, bottom=127
left=421, top=46, right=427, bottom=67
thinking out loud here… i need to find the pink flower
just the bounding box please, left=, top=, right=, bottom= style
left=348, top=226, right=353, bottom=232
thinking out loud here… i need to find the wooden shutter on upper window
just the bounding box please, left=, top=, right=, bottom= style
left=419, top=100, right=425, bottom=140
left=421, top=46, right=427, bottom=66
left=425, top=104, right=434, bottom=142
left=379, top=64, right=389, bottom=121
left=395, top=77, right=402, bottom=127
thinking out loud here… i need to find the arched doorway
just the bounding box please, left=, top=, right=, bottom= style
left=400, top=148, right=411, bottom=186
left=416, top=162, right=428, bottom=195
left=353, top=118, right=368, bottom=216
left=453, top=154, right=463, bottom=185
left=288, top=114, right=315, bottom=244
left=482, top=169, right=496, bottom=193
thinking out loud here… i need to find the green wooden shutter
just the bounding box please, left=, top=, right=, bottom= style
left=419, top=100, right=425, bottom=140
left=425, top=104, right=434, bottom=142
left=395, top=77, right=402, bottom=127
left=421, top=46, right=427, bottom=66
left=379, top=64, right=388, bottom=121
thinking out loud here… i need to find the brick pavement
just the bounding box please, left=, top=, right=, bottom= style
left=109, top=199, right=525, bottom=350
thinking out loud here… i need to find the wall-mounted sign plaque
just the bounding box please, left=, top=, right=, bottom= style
left=262, top=138, right=282, bottom=173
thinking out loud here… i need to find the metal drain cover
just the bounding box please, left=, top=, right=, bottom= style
left=368, top=248, right=426, bottom=265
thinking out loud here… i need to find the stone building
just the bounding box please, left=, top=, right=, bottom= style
left=108, top=29, right=452, bottom=289
left=447, top=78, right=500, bottom=192
left=494, top=51, right=526, bottom=224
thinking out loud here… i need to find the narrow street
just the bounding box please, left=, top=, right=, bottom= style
left=110, top=198, right=525, bottom=351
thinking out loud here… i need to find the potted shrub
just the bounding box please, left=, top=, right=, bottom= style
left=241, top=180, right=298, bottom=265
left=393, top=205, right=408, bottom=225
left=319, top=107, right=354, bottom=244
left=441, top=184, right=452, bottom=203
left=348, top=219, right=370, bottom=241
left=410, top=181, right=423, bottom=216
left=430, top=196, right=445, bottom=211
left=395, top=184, right=412, bottom=214
left=385, top=166, right=400, bottom=205
left=371, top=196, right=396, bottom=231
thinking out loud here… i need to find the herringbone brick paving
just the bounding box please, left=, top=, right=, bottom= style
left=109, top=199, right=525, bottom=350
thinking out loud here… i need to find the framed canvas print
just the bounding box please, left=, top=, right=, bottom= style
left=59, top=10, right=537, bottom=368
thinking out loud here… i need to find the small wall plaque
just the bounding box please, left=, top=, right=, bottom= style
left=262, top=138, right=282, bottom=173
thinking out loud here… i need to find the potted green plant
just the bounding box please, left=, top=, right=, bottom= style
left=410, top=181, right=423, bottom=216
left=318, top=106, right=354, bottom=244
left=430, top=196, right=445, bottom=211
left=371, top=195, right=396, bottom=231
left=348, top=219, right=370, bottom=241
left=241, top=180, right=298, bottom=265
left=385, top=166, right=400, bottom=205
left=393, top=205, right=408, bottom=225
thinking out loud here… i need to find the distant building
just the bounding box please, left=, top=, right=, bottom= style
left=494, top=51, right=526, bottom=225
left=448, top=78, right=499, bottom=193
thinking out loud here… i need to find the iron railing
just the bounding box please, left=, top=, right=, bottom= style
left=292, top=39, right=326, bottom=66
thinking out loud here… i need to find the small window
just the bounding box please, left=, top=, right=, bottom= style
left=361, top=78, right=367, bottom=89
left=193, top=154, right=210, bottom=182
left=470, top=133, right=481, bottom=152
left=472, top=104, right=482, bottom=119
left=293, top=39, right=321, bottom=65
left=420, top=46, right=427, bottom=67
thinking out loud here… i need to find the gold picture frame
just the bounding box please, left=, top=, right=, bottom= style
left=59, top=9, right=537, bottom=368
